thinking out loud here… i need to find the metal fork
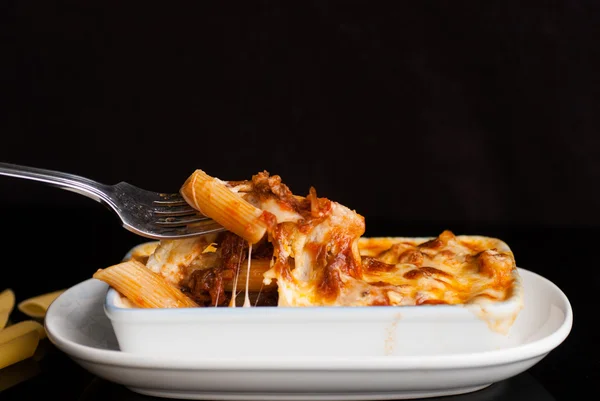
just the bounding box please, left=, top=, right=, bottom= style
left=0, top=162, right=225, bottom=240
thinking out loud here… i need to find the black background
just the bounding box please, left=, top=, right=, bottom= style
left=1, top=1, right=598, bottom=400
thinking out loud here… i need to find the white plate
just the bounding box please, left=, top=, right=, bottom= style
left=45, top=268, right=572, bottom=401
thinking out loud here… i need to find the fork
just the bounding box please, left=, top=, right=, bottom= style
left=0, top=162, right=225, bottom=240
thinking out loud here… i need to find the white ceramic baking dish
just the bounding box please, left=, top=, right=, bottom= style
left=104, top=240, right=526, bottom=359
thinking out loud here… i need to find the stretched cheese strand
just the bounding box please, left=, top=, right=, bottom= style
left=228, top=246, right=243, bottom=307
left=243, top=243, right=253, bottom=307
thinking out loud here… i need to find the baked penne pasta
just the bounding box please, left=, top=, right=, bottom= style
left=93, top=168, right=521, bottom=327
left=93, top=260, right=198, bottom=308
left=180, top=169, right=269, bottom=244
left=223, top=258, right=274, bottom=292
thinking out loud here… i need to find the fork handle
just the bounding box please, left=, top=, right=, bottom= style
left=0, top=162, right=112, bottom=204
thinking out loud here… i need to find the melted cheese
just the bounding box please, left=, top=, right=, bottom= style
left=228, top=246, right=243, bottom=308
left=146, top=235, right=218, bottom=285
left=143, top=171, right=521, bottom=316
left=243, top=244, right=252, bottom=308
left=239, top=173, right=520, bottom=308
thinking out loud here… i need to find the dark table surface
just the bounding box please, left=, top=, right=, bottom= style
left=0, top=207, right=596, bottom=401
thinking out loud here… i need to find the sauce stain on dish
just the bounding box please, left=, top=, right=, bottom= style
left=465, top=273, right=524, bottom=335
left=384, top=312, right=403, bottom=356
left=471, top=307, right=521, bottom=335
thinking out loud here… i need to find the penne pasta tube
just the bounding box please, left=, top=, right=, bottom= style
left=17, top=290, right=65, bottom=319
left=223, top=258, right=276, bottom=292
left=180, top=169, right=268, bottom=244
left=0, top=320, right=46, bottom=344
left=93, top=260, right=199, bottom=308
left=0, top=289, right=16, bottom=330
left=0, top=330, right=39, bottom=370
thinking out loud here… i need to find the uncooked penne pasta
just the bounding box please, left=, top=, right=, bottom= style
left=180, top=169, right=268, bottom=244
left=93, top=260, right=198, bottom=308
left=17, top=290, right=65, bottom=319
left=0, top=320, right=46, bottom=344
left=0, top=330, right=39, bottom=370
left=0, top=288, right=16, bottom=329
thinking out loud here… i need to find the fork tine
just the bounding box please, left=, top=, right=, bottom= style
left=153, top=204, right=199, bottom=217
left=153, top=199, right=189, bottom=207
left=157, top=192, right=185, bottom=200
left=154, top=219, right=225, bottom=238
left=154, top=193, right=188, bottom=206
left=154, top=215, right=212, bottom=227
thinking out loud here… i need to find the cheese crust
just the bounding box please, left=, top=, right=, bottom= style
left=142, top=170, right=521, bottom=308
